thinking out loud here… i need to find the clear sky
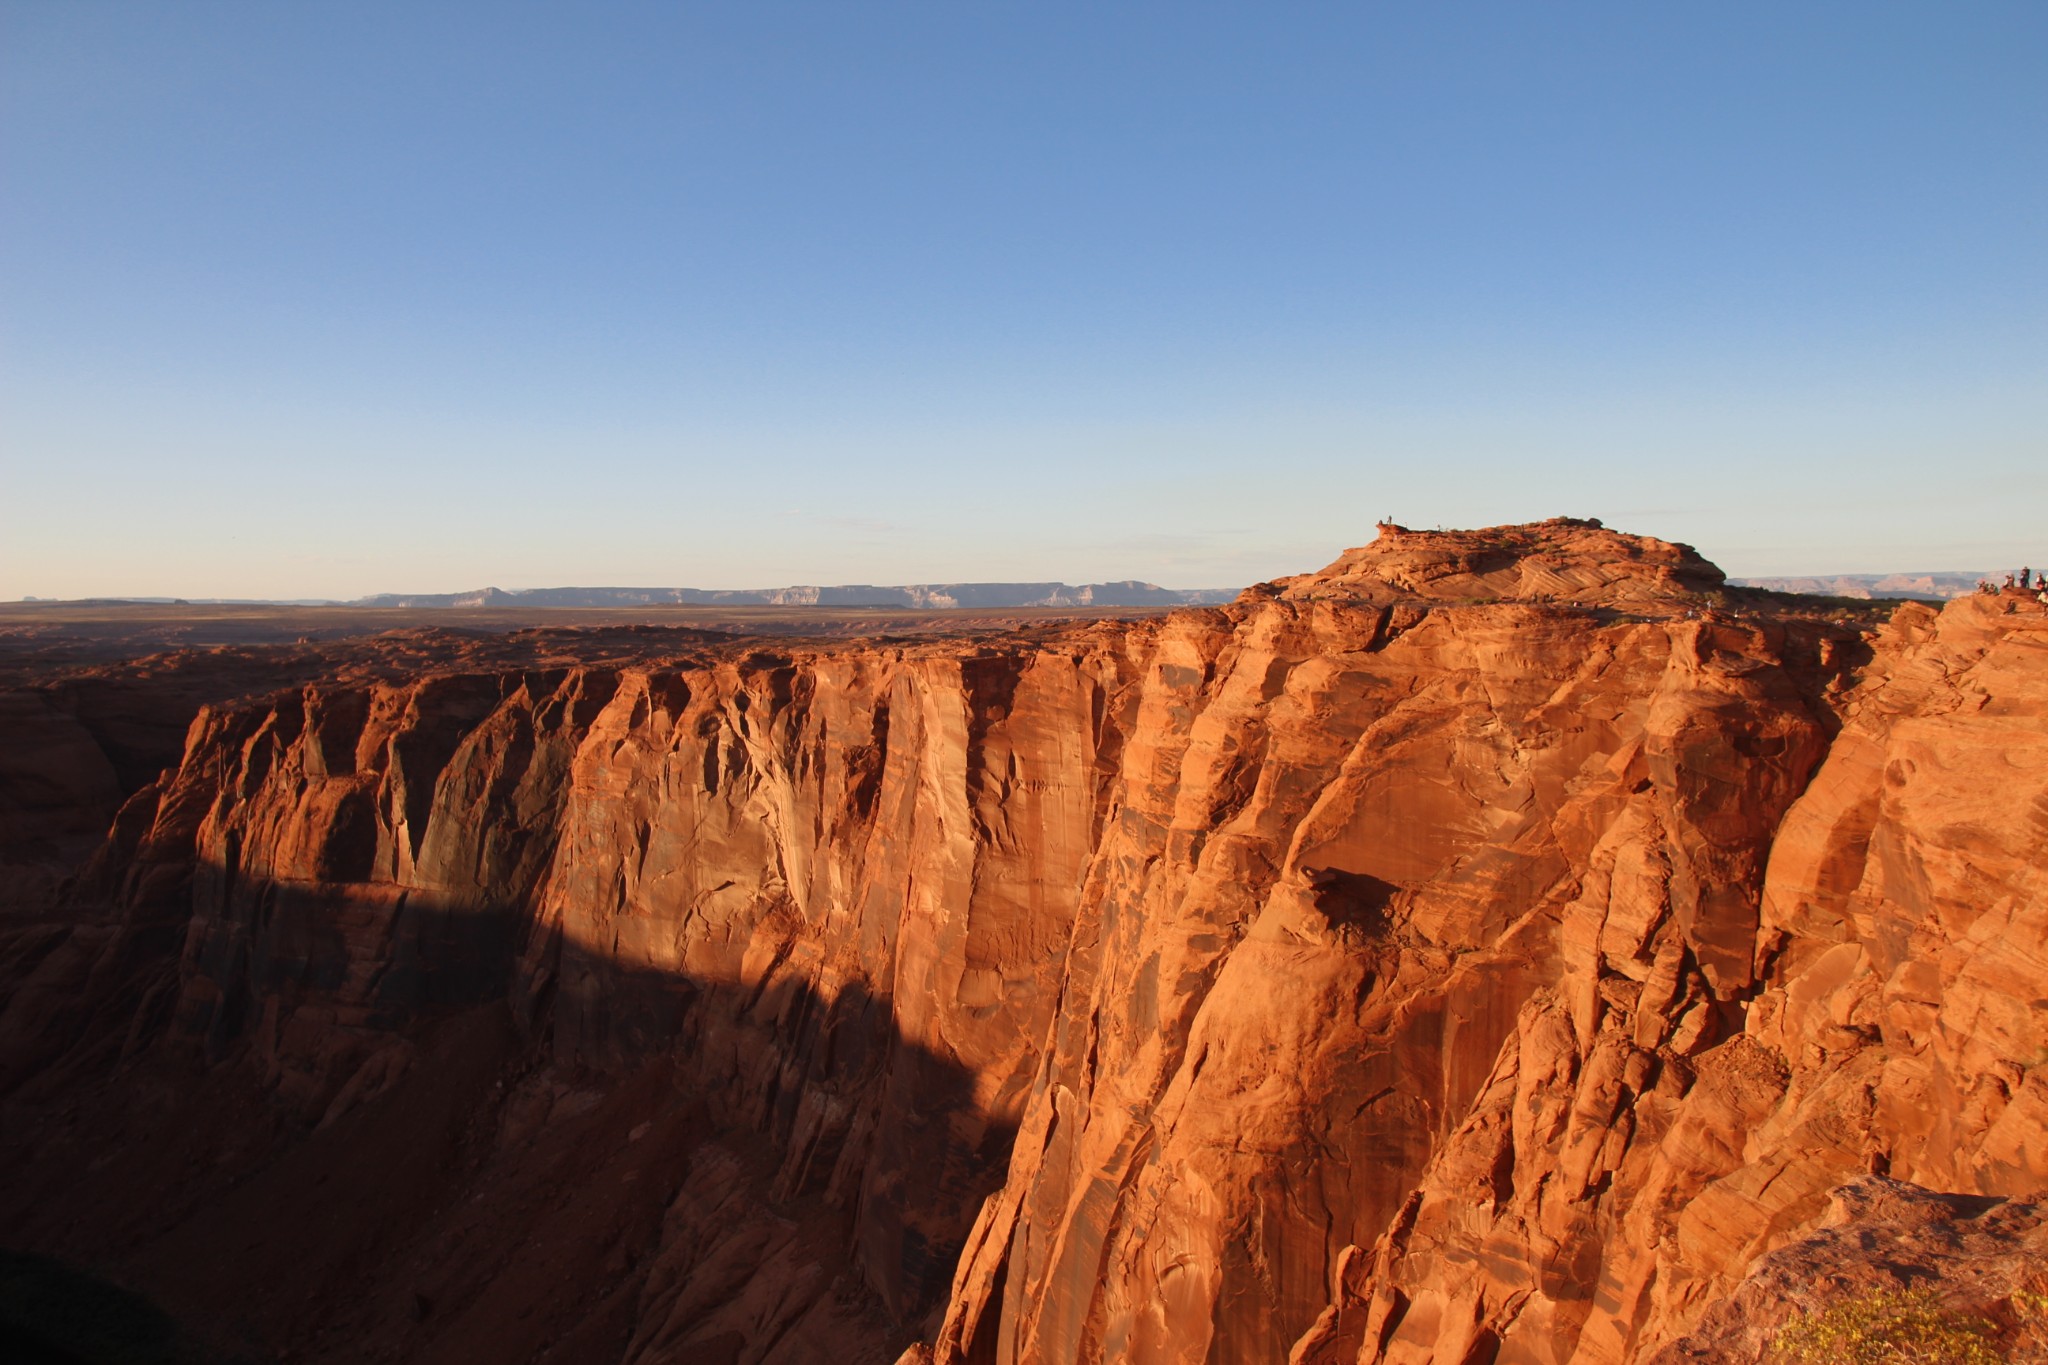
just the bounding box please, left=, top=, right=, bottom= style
left=4, top=1, right=2044, bottom=598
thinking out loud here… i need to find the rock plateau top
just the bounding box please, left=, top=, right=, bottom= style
left=1265, top=517, right=1725, bottom=607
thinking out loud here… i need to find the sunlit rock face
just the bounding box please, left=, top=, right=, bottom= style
left=2, top=519, right=2042, bottom=1365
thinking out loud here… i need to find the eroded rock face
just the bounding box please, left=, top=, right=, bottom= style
left=0, top=521, right=2042, bottom=1365
left=1264, top=591, right=2047, bottom=1365
left=2, top=634, right=1142, bottom=1362
left=933, top=565, right=1846, bottom=1365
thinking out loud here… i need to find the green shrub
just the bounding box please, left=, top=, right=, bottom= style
left=1771, top=1287, right=2004, bottom=1365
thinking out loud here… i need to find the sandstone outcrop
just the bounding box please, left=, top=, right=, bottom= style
left=1266, top=519, right=1725, bottom=608
left=1650, top=1177, right=2048, bottom=1365
left=0, top=520, right=2041, bottom=1365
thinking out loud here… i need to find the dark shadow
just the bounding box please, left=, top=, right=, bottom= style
left=1459, top=1326, right=1503, bottom=1365
left=1303, top=866, right=1400, bottom=936
left=1, top=851, right=1026, bottom=1365
left=1463, top=548, right=1520, bottom=578
left=0, top=1251, right=250, bottom=1365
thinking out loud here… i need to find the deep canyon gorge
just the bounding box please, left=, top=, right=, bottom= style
left=2, top=519, right=2043, bottom=1365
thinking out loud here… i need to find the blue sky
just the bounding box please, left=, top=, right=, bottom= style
left=4, top=1, right=2044, bottom=597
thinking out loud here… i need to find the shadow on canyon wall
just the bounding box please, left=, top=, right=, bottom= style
left=0, top=862, right=1016, bottom=1365
left=0, top=1249, right=246, bottom=1365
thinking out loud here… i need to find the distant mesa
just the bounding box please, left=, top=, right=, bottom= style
left=10, top=546, right=1998, bottom=611
left=1726, top=571, right=1985, bottom=601
left=348, top=581, right=1237, bottom=610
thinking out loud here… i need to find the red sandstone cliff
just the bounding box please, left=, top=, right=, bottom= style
left=0, top=519, right=2041, bottom=1365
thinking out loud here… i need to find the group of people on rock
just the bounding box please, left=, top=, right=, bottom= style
left=1978, top=566, right=2048, bottom=605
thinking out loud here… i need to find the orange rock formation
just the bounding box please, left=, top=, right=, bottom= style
left=0, top=518, right=2041, bottom=1364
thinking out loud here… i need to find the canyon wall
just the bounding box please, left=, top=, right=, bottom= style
left=1, top=520, right=2042, bottom=1364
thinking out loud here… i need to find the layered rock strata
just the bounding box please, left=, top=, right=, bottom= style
left=0, top=519, right=2041, bottom=1365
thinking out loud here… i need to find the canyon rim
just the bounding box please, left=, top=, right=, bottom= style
left=2, top=518, right=2044, bottom=1365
